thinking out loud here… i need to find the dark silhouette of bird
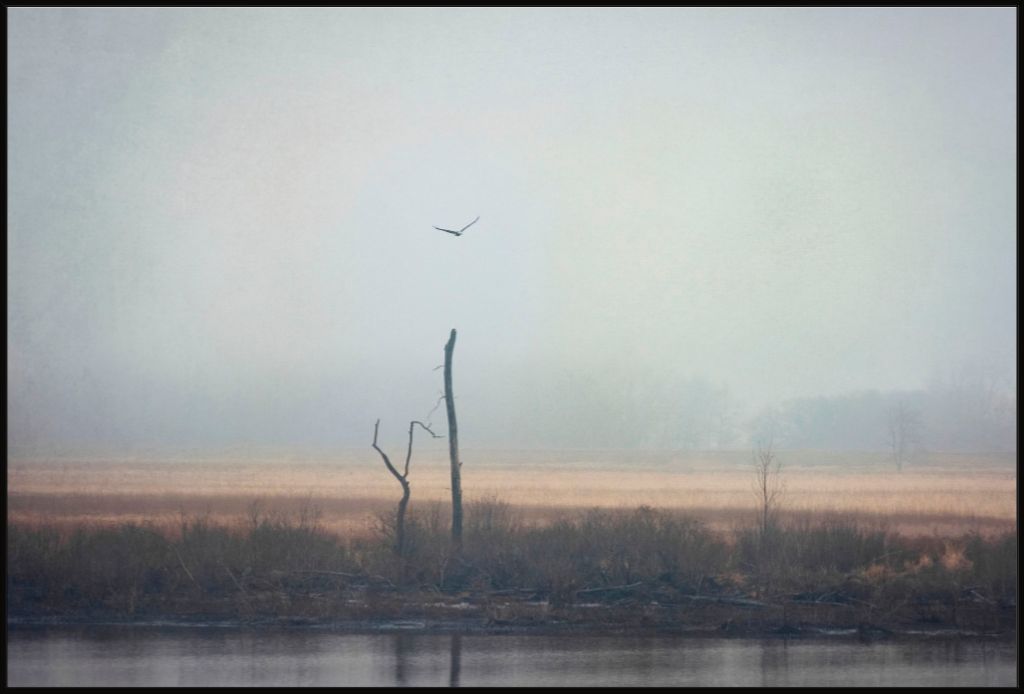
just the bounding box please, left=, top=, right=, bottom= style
left=434, top=216, right=479, bottom=236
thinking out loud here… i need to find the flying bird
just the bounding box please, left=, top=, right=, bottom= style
left=434, top=216, right=480, bottom=236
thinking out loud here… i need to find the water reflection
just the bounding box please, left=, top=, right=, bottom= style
left=760, top=637, right=788, bottom=686
left=6, top=625, right=1016, bottom=687
left=393, top=633, right=410, bottom=686
left=449, top=634, right=462, bottom=688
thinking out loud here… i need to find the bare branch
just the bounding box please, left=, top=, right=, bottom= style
left=372, top=419, right=415, bottom=556
left=405, top=419, right=443, bottom=477
left=425, top=392, right=446, bottom=423
left=223, top=563, right=248, bottom=597
left=411, top=420, right=443, bottom=438
left=170, top=543, right=199, bottom=590
left=372, top=419, right=406, bottom=483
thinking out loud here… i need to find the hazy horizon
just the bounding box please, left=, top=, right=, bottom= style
left=7, top=8, right=1016, bottom=454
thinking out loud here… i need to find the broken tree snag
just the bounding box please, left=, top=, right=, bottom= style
left=372, top=419, right=410, bottom=554
left=444, top=328, right=463, bottom=551
left=372, top=418, right=441, bottom=556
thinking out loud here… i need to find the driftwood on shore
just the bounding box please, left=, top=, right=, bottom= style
left=676, top=594, right=771, bottom=608
left=287, top=569, right=397, bottom=589
left=576, top=582, right=644, bottom=596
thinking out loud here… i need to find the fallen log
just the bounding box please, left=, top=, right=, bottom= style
left=677, top=594, right=771, bottom=608
left=576, top=582, right=644, bottom=596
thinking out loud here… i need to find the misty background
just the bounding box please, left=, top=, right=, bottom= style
left=7, top=8, right=1016, bottom=455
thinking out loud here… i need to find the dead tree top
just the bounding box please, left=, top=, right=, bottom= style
left=372, top=418, right=442, bottom=481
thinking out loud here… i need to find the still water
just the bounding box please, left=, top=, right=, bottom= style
left=6, top=625, right=1016, bottom=687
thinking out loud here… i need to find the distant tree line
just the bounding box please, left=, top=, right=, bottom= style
left=467, top=369, right=739, bottom=450
left=750, top=377, right=1015, bottom=455
left=470, top=365, right=1015, bottom=454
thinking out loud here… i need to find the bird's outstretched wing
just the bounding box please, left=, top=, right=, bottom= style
left=433, top=216, right=480, bottom=236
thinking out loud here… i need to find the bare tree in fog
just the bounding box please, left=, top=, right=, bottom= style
left=886, top=401, right=921, bottom=472
left=751, top=437, right=784, bottom=596
left=368, top=326, right=463, bottom=558
left=924, top=366, right=1016, bottom=453
left=371, top=418, right=441, bottom=555
left=752, top=437, right=784, bottom=540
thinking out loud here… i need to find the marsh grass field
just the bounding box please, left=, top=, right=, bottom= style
left=7, top=449, right=1017, bottom=637
left=7, top=449, right=1016, bottom=537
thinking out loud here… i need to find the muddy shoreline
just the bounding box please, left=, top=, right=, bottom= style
left=6, top=617, right=1013, bottom=643
left=8, top=594, right=1015, bottom=642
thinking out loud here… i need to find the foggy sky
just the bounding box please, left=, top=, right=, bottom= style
left=7, top=8, right=1017, bottom=453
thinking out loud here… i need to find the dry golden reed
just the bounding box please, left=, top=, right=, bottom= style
left=7, top=449, right=1015, bottom=538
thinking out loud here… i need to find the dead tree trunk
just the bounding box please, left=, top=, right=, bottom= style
left=444, top=329, right=463, bottom=551
left=887, top=401, right=920, bottom=472
left=371, top=418, right=439, bottom=555
left=753, top=438, right=783, bottom=540
left=752, top=438, right=784, bottom=597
